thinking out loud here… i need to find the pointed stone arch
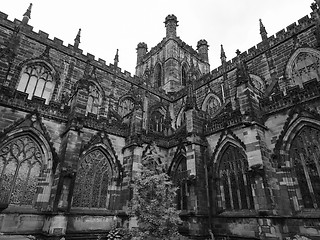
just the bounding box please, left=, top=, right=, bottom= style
left=201, top=93, right=222, bottom=117
left=0, top=112, right=56, bottom=208
left=73, top=131, right=122, bottom=209
left=285, top=47, right=320, bottom=88
left=273, top=106, right=320, bottom=211
left=211, top=131, right=254, bottom=212
left=154, top=62, right=163, bottom=87
left=168, top=143, right=189, bottom=210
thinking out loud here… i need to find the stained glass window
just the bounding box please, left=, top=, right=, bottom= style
left=0, top=135, right=43, bottom=206
left=218, top=145, right=253, bottom=211
left=17, top=64, right=54, bottom=104
left=289, top=126, right=320, bottom=209
left=86, top=85, right=102, bottom=115
left=72, top=149, right=113, bottom=208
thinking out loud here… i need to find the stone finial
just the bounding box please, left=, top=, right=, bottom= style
left=164, top=14, right=178, bottom=38
left=22, top=3, right=32, bottom=25
left=114, top=49, right=119, bottom=67
left=197, top=39, right=209, bottom=62
left=74, top=28, right=81, bottom=49
left=259, top=19, right=268, bottom=41
left=220, top=44, right=227, bottom=63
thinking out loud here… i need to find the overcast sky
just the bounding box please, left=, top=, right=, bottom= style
left=1, top=0, right=313, bottom=75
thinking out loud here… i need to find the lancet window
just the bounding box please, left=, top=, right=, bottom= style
left=150, top=111, right=164, bottom=133
left=289, top=126, right=320, bottom=209
left=72, top=149, right=113, bottom=208
left=154, top=63, right=162, bottom=87
left=86, top=84, right=102, bottom=115
left=0, top=135, right=43, bottom=206
left=217, top=145, right=254, bottom=211
left=172, top=157, right=188, bottom=210
left=17, top=63, right=55, bottom=104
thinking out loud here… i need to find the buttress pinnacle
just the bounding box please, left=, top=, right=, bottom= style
left=259, top=19, right=268, bottom=41
left=22, top=3, right=32, bottom=25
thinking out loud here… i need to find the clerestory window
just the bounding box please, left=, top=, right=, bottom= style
left=17, top=64, right=55, bottom=104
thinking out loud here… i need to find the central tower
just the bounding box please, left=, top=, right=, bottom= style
left=135, top=15, right=210, bottom=93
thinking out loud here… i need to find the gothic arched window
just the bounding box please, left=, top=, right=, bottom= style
left=154, top=63, right=162, bottom=87
left=181, top=64, right=188, bottom=86
left=86, top=84, right=102, bottom=115
left=150, top=111, right=164, bottom=133
left=17, top=63, right=55, bottom=104
left=217, top=145, right=254, bottom=211
left=0, top=135, right=43, bottom=206
left=73, top=149, right=113, bottom=208
left=172, top=156, right=188, bottom=210
left=286, top=48, right=320, bottom=88
left=289, top=126, right=320, bottom=209
left=118, top=98, right=134, bottom=117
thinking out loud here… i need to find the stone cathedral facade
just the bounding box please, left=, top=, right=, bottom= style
left=1, top=2, right=320, bottom=239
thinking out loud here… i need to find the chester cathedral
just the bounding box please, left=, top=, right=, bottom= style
left=1, top=1, right=320, bottom=240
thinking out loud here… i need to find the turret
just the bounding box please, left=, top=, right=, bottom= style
left=197, top=39, right=209, bottom=63
left=164, top=14, right=178, bottom=38
left=22, top=3, right=32, bottom=25
left=136, top=42, right=148, bottom=65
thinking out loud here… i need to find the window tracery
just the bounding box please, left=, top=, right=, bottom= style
left=86, top=84, right=102, bottom=115
left=172, top=157, right=188, bottom=210
left=0, top=135, right=43, bottom=206
left=202, top=95, right=221, bottom=116
left=290, top=51, right=320, bottom=87
left=289, top=126, right=320, bottom=209
left=217, top=145, right=254, bottom=211
left=72, top=149, right=113, bottom=208
left=118, top=98, right=134, bottom=117
left=150, top=111, right=164, bottom=132
left=17, top=63, right=54, bottom=104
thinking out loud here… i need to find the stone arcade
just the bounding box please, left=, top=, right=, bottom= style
left=1, top=2, right=320, bottom=239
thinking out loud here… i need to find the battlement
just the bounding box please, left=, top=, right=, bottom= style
left=206, top=12, right=315, bottom=86
left=141, top=36, right=205, bottom=64
left=261, top=79, right=320, bottom=114
left=0, top=10, right=140, bottom=81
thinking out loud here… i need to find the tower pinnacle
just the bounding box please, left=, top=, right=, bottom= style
left=164, top=14, right=178, bottom=38
left=22, top=3, right=32, bottom=25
